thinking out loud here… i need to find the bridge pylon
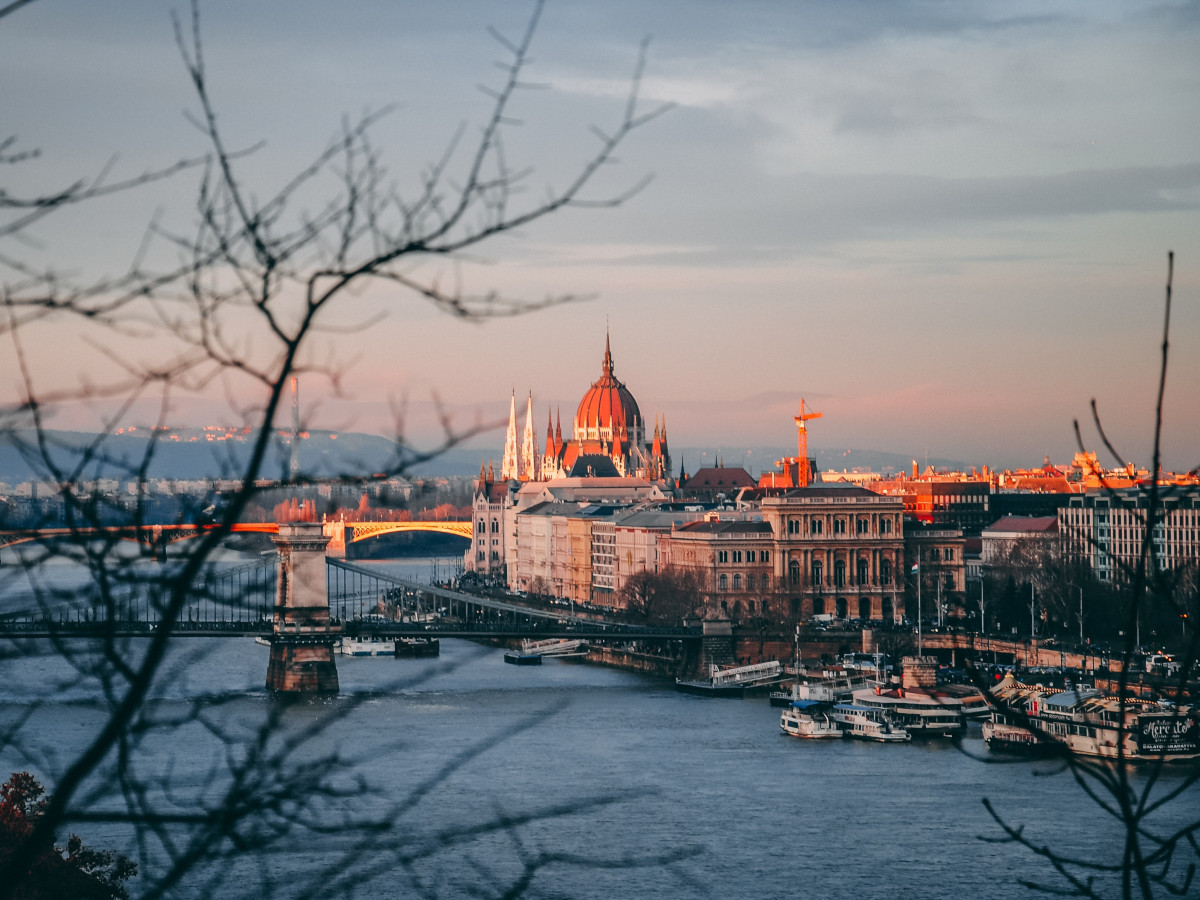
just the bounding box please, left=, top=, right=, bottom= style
left=266, top=522, right=340, bottom=693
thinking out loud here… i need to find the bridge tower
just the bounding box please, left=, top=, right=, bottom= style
left=266, top=522, right=340, bottom=693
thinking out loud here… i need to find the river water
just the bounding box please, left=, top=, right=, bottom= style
left=1, top=554, right=1195, bottom=898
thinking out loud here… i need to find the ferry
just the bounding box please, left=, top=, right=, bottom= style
left=831, top=703, right=911, bottom=743
left=851, top=685, right=966, bottom=738
left=780, top=699, right=842, bottom=739
left=983, top=674, right=1200, bottom=763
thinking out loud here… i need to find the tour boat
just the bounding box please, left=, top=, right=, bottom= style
left=780, top=699, right=842, bottom=739
left=984, top=675, right=1200, bottom=763
left=831, top=703, right=911, bottom=742
left=850, top=685, right=966, bottom=738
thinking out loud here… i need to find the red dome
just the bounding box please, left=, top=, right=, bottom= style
left=574, top=336, right=642, bottom=443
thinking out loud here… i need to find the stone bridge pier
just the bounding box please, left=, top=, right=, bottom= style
left=266, top=522, right=340, bottom=693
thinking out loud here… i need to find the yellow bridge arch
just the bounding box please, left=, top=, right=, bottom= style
left=346, top=521, right=471, bottom=543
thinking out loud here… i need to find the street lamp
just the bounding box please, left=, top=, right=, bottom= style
left=1076, top=584, right=1083, bottom=644
left=979, top=578, right=985, bottom=636
left=1029, top=582, right=1036, bottom=640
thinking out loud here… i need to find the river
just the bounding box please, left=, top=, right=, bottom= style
left=1, top=553, right=1195, bottom=898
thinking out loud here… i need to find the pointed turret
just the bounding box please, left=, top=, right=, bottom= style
left=500, top=391, right=519, bottom=481
left=520, top=391, right=538, bottom=481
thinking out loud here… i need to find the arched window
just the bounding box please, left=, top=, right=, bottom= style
left=857, top=558, right=869, bottom=586
left=880, top=518, right=893, bottom=534
left=833, top=518, right=846, bottom=535
left=880, top=559, right=893, bottom=585
left=859, top=597, right=871, bottom=620
left=812, top=597, right=825, bottom=615
left=762, top=600, right=770, bottom=617
left=789, top=560, right=801, bottom=586
left=882, top=597, right=893, bottom=621
left=733, top=573, right=742, bottom=590
left=718, top=573, right=728, bottom=591
left=762, top=574, right=770, bottom=591
left=811, top=519, right=823, bottom=535
left=810, top=560, right=822, bottom=586
left=788, top=519, right=800, bottom=535
left=856, top=518, right=869, bottom=534
left=746, top=574, right=755, bottom=592
left=491, top=520, right=499, bottom=533
left=834, top=560, right=846, bottom=587
left=477, top=520, right=485, bottom=533
left=835, top=597, right=847, bottom=618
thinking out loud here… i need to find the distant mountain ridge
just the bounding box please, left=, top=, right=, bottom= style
left=0, top=429, right=968, bottom=483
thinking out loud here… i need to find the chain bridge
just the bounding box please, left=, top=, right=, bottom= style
left=0, top=523, right=698, bottom=691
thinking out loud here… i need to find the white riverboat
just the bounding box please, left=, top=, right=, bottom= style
left=831, top=702, right=911, bottom=743
left=851, top=685, right=966, bottom=738
left=337, top=636, right=396, bottom=657
left=984, top=674, right=1200, bottom=763
left=780, top=699, right=842, bottom=739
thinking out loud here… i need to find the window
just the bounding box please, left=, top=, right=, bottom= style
left=718, top=573, right=728, bottom=591
left=880, top=519, right=892, bottom=535
left=857, top=559, right=869, bottom=586
left=733, top=550, right=743, bottom=563
left=835, top=597, right=847, bottom=618
left=881, top=559, right=892, bottom=585
left=788, top=519, right=800, bottom=535
left=859, top=597, right=871, bottom=620
left=833, top=519, right=846, bottom=535
left=760, top=550, right=771, bottom=563
left=943, top=548, right=954, bottom=561
left=733, top=574, right=742, bottom=590
left=717, top=550, right=728, bottom=563
left=834, top=560, right=846, bottom=587
left=856, top=518, right=869, bottom=535
left=491, top=520, right=499, bottom=533
left=746, top=574, right=755, bottom=592
left=810, top=560, right=822, bottom=586
left=811, top=519, right=823, bottom=535
left=813, top=597, right=825, bottom=615
left=762, top=574, right=770, bottom=591
left=790, top=560, right=802, bottom=586
left=477, top=520, right=485, bottom=532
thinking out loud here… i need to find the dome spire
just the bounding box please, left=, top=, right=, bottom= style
left=603, top=329, right=613, bottom=376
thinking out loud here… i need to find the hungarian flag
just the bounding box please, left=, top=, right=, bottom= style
left=911, top=563, right=919, bottom=573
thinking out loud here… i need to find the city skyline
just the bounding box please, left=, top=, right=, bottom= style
left=3, top=1, right=1198, bottom=470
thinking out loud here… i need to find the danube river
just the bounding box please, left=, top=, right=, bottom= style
left=1, top=555, right=1195, bottom=898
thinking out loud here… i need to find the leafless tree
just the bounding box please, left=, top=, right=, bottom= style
left=977, top=253, right=1200, bottom=899
left=0, top=2, right=684, bottom=897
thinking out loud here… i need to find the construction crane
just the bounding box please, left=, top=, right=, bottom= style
left=794, top=399, right=823, bottom=487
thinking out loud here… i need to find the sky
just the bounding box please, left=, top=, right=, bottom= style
left=2, top=0, right=1198, bottom=472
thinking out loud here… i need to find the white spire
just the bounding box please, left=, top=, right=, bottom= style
left=520, top=391, right=539, bottom=481
left=500, top=390, right=519, bottom=481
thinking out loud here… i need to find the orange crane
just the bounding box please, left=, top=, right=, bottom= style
left=794, top=399, right=823, bottom=487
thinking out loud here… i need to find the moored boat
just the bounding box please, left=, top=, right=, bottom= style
left=781, top=699, right=842, bottom=739
left=985, top=674, right=1200, bottom=763
left=831, top=702, right=911, bottom=742
left=504, top=649, right=543, bottom=665
left=675, top=677, right=744, bottom=698
left=338, top=636, right=395, bottom=657
left=851, top=685, right=966, bottom=738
